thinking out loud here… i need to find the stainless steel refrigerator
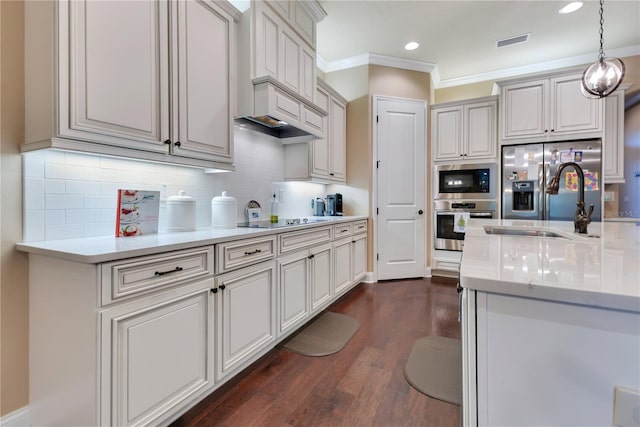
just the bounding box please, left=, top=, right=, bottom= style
left=502, top=139, right=601, bottom=221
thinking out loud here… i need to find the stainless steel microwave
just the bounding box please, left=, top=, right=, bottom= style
left=434, top=163, right=496, bottom=200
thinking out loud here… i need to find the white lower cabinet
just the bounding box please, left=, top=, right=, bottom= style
left=214, top=260, right=276, bottom=381
left=25, top=220, right=368, bottom=426
left=277, top=251, right=311, bottom=336
left=310, top=242, right=333, bottom=314
left=334, top=226, right=368, bottom=297
left=100, top=280, right=215, bottom=426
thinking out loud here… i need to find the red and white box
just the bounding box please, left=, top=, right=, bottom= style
left=115, top=189, right=160, bottom=237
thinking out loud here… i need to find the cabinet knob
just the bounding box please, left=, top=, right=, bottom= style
left=544, top=130, right=549, bottom=133
left=329, top=173, right=334, bottom=176
left=308, top=254, right=315, bottom=259
left=418, top=210, right=424, bottom=215
left=211, top=288, right=218, bottom=294
left=219, top=284, right=226, bottom=291
left=174, top=141, right=181, bottom=147
left=164, top=139, right=171, bottom=145
left=550, top=129, right=555, bottom=132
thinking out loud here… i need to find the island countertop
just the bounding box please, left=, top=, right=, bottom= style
left=460, top=219, right=640, bottom=312
left=16, top=216, right=368, bottom=264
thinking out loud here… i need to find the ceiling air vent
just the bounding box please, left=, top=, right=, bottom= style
left=496, top=33, right=530, bottom=48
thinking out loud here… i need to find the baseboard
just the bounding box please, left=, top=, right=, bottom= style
left=1, top=406, right=29, bottom=427
left=362, top=272, right=375, bottom=283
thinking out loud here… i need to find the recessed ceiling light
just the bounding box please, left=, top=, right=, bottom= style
left=405, top=42, right=419, bottom=51
left=559, top=2, right=583, bottom=14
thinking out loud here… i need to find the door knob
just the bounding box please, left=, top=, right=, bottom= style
left=418, top=210, right=424, bottom=215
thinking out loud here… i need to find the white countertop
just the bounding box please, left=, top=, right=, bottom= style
left=16, top=216, right=368, bottom=264
left=460, top=219, right=640, bottom=312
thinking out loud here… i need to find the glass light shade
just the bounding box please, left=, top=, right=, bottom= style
left=581, top=57, right=625, bottom=98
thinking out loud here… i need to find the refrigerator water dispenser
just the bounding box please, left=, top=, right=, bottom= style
left=512, top=181, right=535, bottom=211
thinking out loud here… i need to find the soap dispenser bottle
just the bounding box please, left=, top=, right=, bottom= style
left=270, top=193, right=278, bottom=223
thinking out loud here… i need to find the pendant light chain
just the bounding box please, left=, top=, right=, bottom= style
left=598, top=0, right=605, bottom=61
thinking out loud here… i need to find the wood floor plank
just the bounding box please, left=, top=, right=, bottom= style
left=172, top=277, right=461, bottom=427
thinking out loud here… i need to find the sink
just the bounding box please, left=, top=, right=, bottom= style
left=483, top=225, right=570, bottom=239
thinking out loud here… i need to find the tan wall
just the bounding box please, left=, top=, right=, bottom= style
left=1, top=0, right=29, bottom=417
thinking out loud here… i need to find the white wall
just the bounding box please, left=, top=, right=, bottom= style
left=23, top=129, right=329, bottom=242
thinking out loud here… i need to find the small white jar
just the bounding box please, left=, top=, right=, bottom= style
left=166, top=190, right=197, bottom=232
left=211, top=191, right=237, bottom=228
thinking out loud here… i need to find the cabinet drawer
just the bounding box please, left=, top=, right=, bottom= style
left=279, top=226, right=332, bottom=254
left=352, top=221, right=367, bottom=234
left=217, top=236, right=277, bottom=274
left=333, top=223, right=352, bottom=238
left=101, top=246, right=214, bottom=305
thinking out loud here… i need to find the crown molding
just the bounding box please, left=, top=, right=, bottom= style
left=318, top=44, right=639, bottom=89
left=318, top=52, right=436, bottom=74
left=299, top=0, right=328, bottom=22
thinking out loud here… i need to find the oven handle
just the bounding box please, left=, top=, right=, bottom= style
left=469, top=212, right=494, bottom=218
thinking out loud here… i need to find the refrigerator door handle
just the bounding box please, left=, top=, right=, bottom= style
left=543, top=162, right=550, bottom=220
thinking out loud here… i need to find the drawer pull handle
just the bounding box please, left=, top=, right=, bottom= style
left=308, top=254, right=315, bottom=259
left=357, top=225, right=365, bottom=229
left=154, top=266, right=183, bottom=276
left=244, top=249, right=262, bottom=256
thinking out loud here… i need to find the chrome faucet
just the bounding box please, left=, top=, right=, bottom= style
left=546, top=162, right=594, bottom=234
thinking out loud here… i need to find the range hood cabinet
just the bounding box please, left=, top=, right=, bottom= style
left=235, top=78, right=327, bottom=144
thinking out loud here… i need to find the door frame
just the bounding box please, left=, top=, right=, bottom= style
left=372, top=94, right=430, bottom=281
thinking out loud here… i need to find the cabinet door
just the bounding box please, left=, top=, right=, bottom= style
left=351, top=234, right=367, bottom=283
left=68, top=0, right=169, bottom=152
left=604, top=90, right=625, bottom=183
left=277, top=251, right=310, bottom=337
left=464, top=100, right=496, bottom=159
left=172, top=0, right=234, bottom=163
left=281, top=26, right=302, bottom=95
left=253, top=2, right=281, bottom=80
left=300, top=44, right=317, bottom=103
left=290, top=1, right=315, bottom=48
left=549, top=75, right=602, bottom=135
left=432, top=106, right=462, bottom=161
left=101, top=281, right=214, bottom=426
left=501, top=79, right=548, bottom=140
left=329, top=97, right=347, bottom=182
left=550, top=75, right=602, bottom=136
left=334, top=238, right=353, bottom=297
left=215, top=261, right=276, bottom=381
left=310, top=243, right=333, bottom=314
left=311, top=86, right=330, bottom=178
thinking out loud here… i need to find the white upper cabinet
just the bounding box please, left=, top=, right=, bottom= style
left=603, top=89, right=626, bottom=183
left=499, top=71, right=603, bottom=143
left=24, top=0, right=238, bottom=170
left=250, top=1, right=319, bottom=102
left=284, top=79, right=347, bottom=183
left=170, top=0, right=236, bottom=163
left=432, top=96, right=497, bottom=162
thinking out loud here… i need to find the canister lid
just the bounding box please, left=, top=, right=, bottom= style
left=211, top=191, right=237, bottom=205
left=167, top=190, right=195, bottom=205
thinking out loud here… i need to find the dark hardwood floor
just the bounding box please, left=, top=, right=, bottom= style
left=172, top=276, right=461, bottom=427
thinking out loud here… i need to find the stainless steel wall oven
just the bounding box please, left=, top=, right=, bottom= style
left=434, top=200, right=496, bottom=251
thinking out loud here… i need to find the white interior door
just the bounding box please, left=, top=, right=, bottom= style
left=375, top=96, right=427, bottom=280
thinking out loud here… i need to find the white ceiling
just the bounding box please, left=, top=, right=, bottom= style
left=315, top=1, right=640, bottom=88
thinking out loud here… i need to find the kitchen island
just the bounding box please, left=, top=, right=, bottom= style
left=459, top=219, right=640, bottom=426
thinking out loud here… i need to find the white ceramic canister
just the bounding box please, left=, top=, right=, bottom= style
left=166, top=190, right=197, bottom=232
left=211, top=191, right=237, bottom=228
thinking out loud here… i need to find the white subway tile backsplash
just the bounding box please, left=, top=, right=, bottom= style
left=23, top=130, right=323, bottom=241
left=66, top=209, right=101, bottom=224
left=24, top=178, right=45, bottom=209
left=84, top=195, right=117, bottom=209
left=45, top=224, right=84, bottom=240
left=45, top=194, right=84, bottom=210
left=45, top=210, right=65, bottom=225
left=23, top=210, right=45, bottom=242
left=23, top=152, right=45, bottom=178
left=44, top=179, right=66, bottom=194
left=45, top=163, right=84, bottom=180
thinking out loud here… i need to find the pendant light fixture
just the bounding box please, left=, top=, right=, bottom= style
left=581, top=0, right=625, bottom=98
